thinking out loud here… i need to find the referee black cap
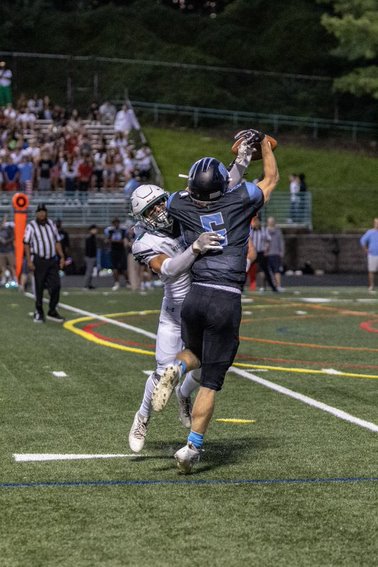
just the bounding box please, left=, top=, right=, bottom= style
left=36, top=203, right=47, bottom=212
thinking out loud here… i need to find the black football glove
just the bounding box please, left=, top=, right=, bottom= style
left=234, top=128, right=265, bottom=147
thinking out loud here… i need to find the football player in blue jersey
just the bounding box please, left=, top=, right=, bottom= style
left=153, top=131, right=279, bottom=473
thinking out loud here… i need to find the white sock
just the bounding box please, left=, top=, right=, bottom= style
left=180, top=369, right=200, bottom=398
left=139, top=372, right=159, bottom=418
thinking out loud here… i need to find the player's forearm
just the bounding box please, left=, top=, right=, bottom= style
left=160, top=245, right=198, bottom=278
left=257, top=139, right=279, bottom=203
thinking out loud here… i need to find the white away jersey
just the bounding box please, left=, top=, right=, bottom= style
left=132, top=228, right=191, bottom=302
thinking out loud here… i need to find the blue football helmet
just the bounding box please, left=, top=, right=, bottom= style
left=188, top=157, right=229, bottom=202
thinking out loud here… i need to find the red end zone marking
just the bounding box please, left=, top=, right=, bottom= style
left=360, top=320, right=378, bottom=334
left=82, top=322, right=155, bottom=350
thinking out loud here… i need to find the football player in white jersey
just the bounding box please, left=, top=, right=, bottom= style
left=128, top=138, right=254, bottom=453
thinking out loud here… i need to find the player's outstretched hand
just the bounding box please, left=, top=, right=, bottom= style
left=234, top=128, right=265, bottom=146
left=192, top=232, right=224, bottom=254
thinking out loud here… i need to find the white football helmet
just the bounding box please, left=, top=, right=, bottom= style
left=131, top=184, right=173, bottom=231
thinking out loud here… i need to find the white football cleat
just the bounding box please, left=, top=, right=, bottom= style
left=175, top=385, right=192, bottom=428
left=151, top=365, right=181, bottom=412
left=174, top=442, right=201, bottom=474
left=128, top=412, right=149, bottom=453
left=112, top=282, right=120, bottom=291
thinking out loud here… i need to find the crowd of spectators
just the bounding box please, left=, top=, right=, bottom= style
left=0, top=96, right=152, bottom=196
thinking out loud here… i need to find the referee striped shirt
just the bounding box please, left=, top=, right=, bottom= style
left=250, top=227, right=271, bottom=253
left=24, top=219, right=61, bottom=259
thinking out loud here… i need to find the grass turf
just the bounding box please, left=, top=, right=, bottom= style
left=0, top=285, right=377, bottom=566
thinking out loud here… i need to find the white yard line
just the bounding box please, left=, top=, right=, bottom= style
left=230, top=366, right=378, bottom=433
left=13, top=453, right=142, bottom=462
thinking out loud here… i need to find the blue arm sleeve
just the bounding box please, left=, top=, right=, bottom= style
left=245, top=182, right=265, bottom=208
left=166, top=192, right=177, bottom=211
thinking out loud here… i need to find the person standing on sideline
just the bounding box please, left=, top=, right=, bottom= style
left=23, top=204, right=65, bottom=323
left=288, top=173, right=300, bottom=222
left=0, top=216, right=16, bottom=284
left=266, top=216, right=285, bottom=291
left=104, top=217, right=130, bottom=291
left=360, top=218, right=378, bottom=293
left=83, top=224, right=98, bottom=290
left=153, top=132, right=279, bottom=473
left=249, top=215, right=278, bottom=292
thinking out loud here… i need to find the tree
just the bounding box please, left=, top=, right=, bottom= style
left=320, top=0, right=378, bottom=98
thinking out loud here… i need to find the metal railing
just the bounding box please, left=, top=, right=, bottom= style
left=131, top=101, right=377, bottom=141
left=0, top=191, right=312, bottom=229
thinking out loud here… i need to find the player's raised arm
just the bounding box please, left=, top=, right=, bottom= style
left=256, top=137, right=279, bottom=203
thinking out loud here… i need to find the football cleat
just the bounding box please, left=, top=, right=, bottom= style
left=174, top=442, right=202, bottom=474
left=175, top=384, right=192, bottom=428
left=151, top=365, right=182, bottom=412
left=128, top=412, right=150, bottom=453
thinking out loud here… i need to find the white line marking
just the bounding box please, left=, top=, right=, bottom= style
left=230, top=366, right=378, bottom=433
left=321, top=368, right=342, bottom=375
left=52, top=371, right=67, bottom=378
left=13, top=453, right=142, bottom=462
left=24, top=292, right=157, bottom=340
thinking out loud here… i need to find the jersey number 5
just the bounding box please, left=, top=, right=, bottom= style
left=200, top=212, right=228, bottom=246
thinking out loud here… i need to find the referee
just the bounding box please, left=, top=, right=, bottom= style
left=24, top=204, right=65, bottom=323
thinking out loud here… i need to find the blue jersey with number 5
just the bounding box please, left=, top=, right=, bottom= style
left=167, top=181, right=264, bottom=289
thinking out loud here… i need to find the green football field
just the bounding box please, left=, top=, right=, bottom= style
left=0, top=284, right=377, bottom=566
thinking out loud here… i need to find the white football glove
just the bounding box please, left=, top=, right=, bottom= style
left=235, top=139, right=253, bottom=167
left=192, top=231, right=224, bottom=254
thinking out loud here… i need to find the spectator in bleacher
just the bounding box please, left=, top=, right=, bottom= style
left=114, top=149, right=125, bottom=186
left=79, top=132, right=93, bottom=157
left=18, top=155, right=34, bottom=194
left=3, top=103, right=17, bottom=126
left=88, top=101, right=100, bottom=123
left=41, top=96, right=53, bottom=120
left=123, top=147, right=137, bottom=181
left=37, top=149, right=54, bottom=192
left=67, top=108, right=81, bottom=131
left=0, top=62, right=13, bottom=107
left=93, top=140, right=107, bottom=191
left=51, top=150, right=64, bottom=191
left=64, top=126, right=79, bottom=156
left=123, top=170, right=141, bottom=200
left=61, top=154, right=77, bottom=197
left=104, top=217, right=130, bottom=291
left=102, top=148, right=117, bottom=191
left=77, top=153, right=93, bottom=202
left=114, top=103, right=139, bottom=135
left=27, top=94, right=43, bottom=117
left=109, top=130, right=128, bottom=151
left=3, top=153, right=20, bottom=191
left=99, top=100, right=116, bottom=125
left=134, top=144, right=152, bottom=180
left=23, top=138, right=41, bottom=164
left=16, top=107, right=36, bottom=132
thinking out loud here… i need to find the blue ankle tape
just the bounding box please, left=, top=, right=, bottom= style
left=188, top=431, right=204, bottom=449
left=178, top=361, right=187, bottom=375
